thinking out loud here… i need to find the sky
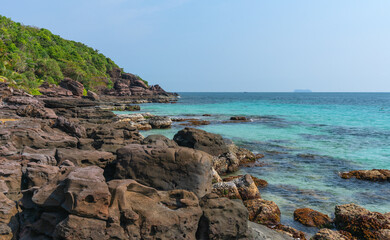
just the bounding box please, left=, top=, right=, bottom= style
left=1, top=0, right=390, bottom=92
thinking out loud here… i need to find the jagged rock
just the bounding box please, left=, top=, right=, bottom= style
left=56, top=148, right=115, bottom=168
left=294, top=208, right=332, bottom=228
left=231, top=174, right=261, bottom=200
left=311, top=229, right=351, bottom=240
left=0, top=193, right=19, bottom=240
left=224, top=175, right=268, bottom=188
left=334, top=203, right=390, bottom=239
left=54, top=214, right=107, bottom=240
left=272, top=224, right=307, bottom=240
left=107, top=179, right=202, bottom=240
left=173, top=128, right=255, bottom=175
left=59, top=78, right=84, bottom=97
left=211, top=181, right=241, bottom=199
left=4, top=119, right=78, bottom=150
left=5, top=95, right=40, bottom=106
left=141, top=134, right=178, bottom=148
left=211, top=168, right=222, bottom=183
left=54, top=116, right=86, bottom=138
left=244, top=198, right=281, bottom=225
left=0, top=159, right=22, bottom=200
left=25, top=162, right=60, bottom=188
left=86, top=90, right=99, bottom=101
left=39, top=82, right=73, bottom=97
left=42, top=98, right=97, bottom=109
left=88, top=122, right=143, bottom=153
left=148, top=116, right=172, bottom=129
left=21, top=147, right=57, bottom=165
left=196, top=193, right=250, bottom=240
left=115, top=144, right=213, bottom=198
left=340, top=169, right=390, bottom=182
left=16, top=104, right=57, bottom=119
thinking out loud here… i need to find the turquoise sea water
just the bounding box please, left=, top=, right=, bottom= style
left=116, top=92, right=390, bottom=233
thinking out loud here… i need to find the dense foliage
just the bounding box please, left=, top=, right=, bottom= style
left=0, top=15, right=120, bottom=93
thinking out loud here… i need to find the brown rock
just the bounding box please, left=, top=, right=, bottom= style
left=334, top=203, right=390, bottom=239
left=211, top=182, right=241, bottom=199
left=311, top=228, right=351, bottom=240
left=340, top=169, right=390, bottom=182
left=56, top=148, right=115, bottom=168
left=21, top=147, right=57, bottom=165
left=244, top=198, right=281, bottom=225
left=294, top=208, right=332, bottom=228
left=230, top=116, right=247, bottom=121
left=0, top=193, right=18, bottom=240
left=25, top=162, right=60, bottom=188
left=54, top=214, right=107, bottom=240
left=107, top=179, right=202, bottom=240
left=54, top=116, right=86, bottom=138
left=59, top=78, right=84, bottom=97
left=86, top=90, right=99, bottom=101
left=0, top=159, right=22, bottom=200
left=231, top=174, right=261, bottom=200
left=61, top=166, right=111, bottom=220
left=272, top=224, right=307, bottom=240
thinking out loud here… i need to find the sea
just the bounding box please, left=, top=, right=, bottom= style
left=115, top=92, right=390, bottom=234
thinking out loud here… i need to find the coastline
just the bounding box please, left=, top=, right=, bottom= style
left=0, top=84, right=389, bottom=240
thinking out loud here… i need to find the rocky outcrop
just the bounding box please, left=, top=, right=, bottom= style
left=141, top=134, right=178, bottom=148
left=56, top=148, right=115, bottom=168
left=294, top=208, right=332, bottom=228
left=340, top=169, right=390, bottom=182
left=0, top=159, right=22, bottom=200
left=148, top=116, right=172, bottom=129
left=108, top=179, right=202, bottom=240
left=334, top=203, right=390, bottom=240
left=59, top=78, right=84, bottom=97
left=54, top=116, right=86, bottom=138
left=173, top=128, right=255, bottom=175
left=310, top=229, right=352, bottom=240
left=39, top=82, right=73, bottom=97
left=196, top=193, right=250, bottom=240
left=0, top=193, right=19, bottom=240
left=114, top=144, right=213, bottom=198
left=244, top=198, right=281, bottom=225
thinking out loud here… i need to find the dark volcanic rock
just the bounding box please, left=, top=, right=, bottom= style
left=294, top=208, right=332, bottom=228
left=59, top=78, right=84, bottom=97
left=196, top=193, right=250, bottom=240
left=115, top=144, right=213, bottom=198
left=334, top=203, right=390, bottom=239
left=230, top=116, right=247, bottom=121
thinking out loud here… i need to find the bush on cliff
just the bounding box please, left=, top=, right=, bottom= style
left=0, top=15, right=121, bottom=93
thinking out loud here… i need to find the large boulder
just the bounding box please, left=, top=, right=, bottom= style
left=294, top=208, right=332, bottom=228
left=334, top=203, right=390, bottom=239
left=141, top=134, right=178, bottom=148
left=244, top=198, right=281, bottom=225
left=173, top=128, right=255, bottom=175
left=114, top=144, right=213, bottom=198
left=59, top=78, right=84, bottom=97
left=196, top=193, right=250, bottom=240
left=107, top=179, right=202, bottom=240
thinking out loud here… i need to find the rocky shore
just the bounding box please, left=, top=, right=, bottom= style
left=0, top=81, right=389, bottom=240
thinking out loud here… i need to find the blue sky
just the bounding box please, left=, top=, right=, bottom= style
left=2, top=0, right=390, bottom=92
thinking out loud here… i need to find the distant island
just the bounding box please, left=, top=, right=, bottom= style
left=294, top=89, right=312, bottom=92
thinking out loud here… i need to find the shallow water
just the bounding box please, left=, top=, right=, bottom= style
left=116, top=92, right=390, bottom=233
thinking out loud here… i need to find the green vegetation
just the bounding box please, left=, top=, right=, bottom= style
left=0, top=15, right=121, bottom=94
